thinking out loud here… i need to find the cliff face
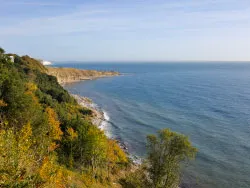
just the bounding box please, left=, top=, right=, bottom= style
left=47, top=67, right=120, bottom=84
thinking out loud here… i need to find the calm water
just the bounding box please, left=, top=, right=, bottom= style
left=57, top=63, right=250, bottom=188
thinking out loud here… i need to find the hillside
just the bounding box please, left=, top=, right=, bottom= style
left=0, top=50, right=128, bottom=187
left=47, top=67, right=120, bottom=83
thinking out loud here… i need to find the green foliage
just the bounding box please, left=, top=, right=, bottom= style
left=120, top=164, right=150, bottom=188
left=35, top=71, right=75, bottom=103
left=0, top=48, right=197, bottom=188
left=0, top=47, right=5, bottom=54
left=0, top=49, right=129, bottom=187
left=122, top=129, right=197, bottom=188
left=20, top=55, right=47, bottom=73
left=147, top=129, right=197, bottom=188
left=0, top=123, right=38, bottom=187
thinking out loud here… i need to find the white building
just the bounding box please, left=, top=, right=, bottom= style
left=41, top=60, right=52, bottom=66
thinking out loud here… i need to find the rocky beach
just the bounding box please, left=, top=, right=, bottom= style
left=71, top=94, right=105, bottom=128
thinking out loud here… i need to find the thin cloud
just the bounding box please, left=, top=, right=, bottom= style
left=1, top=0, right=250, bottom=61
left=1, top=1, right=249, bottom=37
left=1, top=0, right=67, bottom=6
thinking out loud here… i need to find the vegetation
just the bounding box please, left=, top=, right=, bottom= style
left=0, top=47, right=128, bottom=187
left=0, top=47, right=5, bottom=54
left=121, top=129, right=197, bottom=188
left=0, top=47, right=197, bottom=187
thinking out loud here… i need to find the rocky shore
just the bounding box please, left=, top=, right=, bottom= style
left=71, top=94, right=130, bottom=154
left=71, top=94, right=105, bottom=127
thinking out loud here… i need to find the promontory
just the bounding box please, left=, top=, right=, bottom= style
left=47, top=67, right=120, bottom=84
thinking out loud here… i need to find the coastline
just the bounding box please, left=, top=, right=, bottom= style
left=71, top=94, right=106, bottom=130
left=47, top=66, right=120, bottom=84
left=55, top=69, right=141, bottom=164
left=71, top=93, right=129, bottom=153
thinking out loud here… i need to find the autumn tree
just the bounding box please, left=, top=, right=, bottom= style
left=0, top=123, right=38, bottom=187
left=106, top=139, right=128, bottom=177
left=67, top=127, right=78, bottom=168
left=46, top=107, right=63, bottom=152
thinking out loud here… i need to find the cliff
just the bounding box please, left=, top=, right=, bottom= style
left=47, top=67, right=120, bottom=84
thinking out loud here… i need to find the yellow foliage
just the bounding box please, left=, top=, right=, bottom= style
left=46, top=107, right=63, bottom=141
left=0, top=123, right=38, bottom=186
left=107, top=139, right=128, bottom=174
left=25, top=82, right=38, bottom=92
left=82, top=173, right=94, bottom=187
left=39, top=156, right=68, bottom=187
left=39, top=155, right=85, bottom=188
left=67, top=127, right=78, bottom=141
left=25, top=83, right=39, bottom=104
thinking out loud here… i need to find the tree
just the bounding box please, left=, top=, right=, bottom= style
left=0, top=47, right=5, bottom=54
left=106, top=139, right=128, bottom=177
left=0, top=123, right=38, bottom=187
left=84, top=127, right=107, bottom=177
left=46, top=107, right=63, bottom=153
left=146, top=129, right=197, bottom=188
left=46, top=107, right=63, bottom=141
left=66, top=127, right=78, bottom=168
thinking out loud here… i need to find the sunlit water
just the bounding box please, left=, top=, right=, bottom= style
left=57, top=63, right=250, bottom=188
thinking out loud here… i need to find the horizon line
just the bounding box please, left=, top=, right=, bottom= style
left=52, top=60, right=250, bottom=64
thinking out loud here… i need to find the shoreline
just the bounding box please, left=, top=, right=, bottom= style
left=71, top=94, right=105, bottom=128
left=58, top=69, right=141, bottom=164
left=71, top=93, right=130, bottom=153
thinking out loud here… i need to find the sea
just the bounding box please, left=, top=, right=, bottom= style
left=54, top=62, right=250, bottom=188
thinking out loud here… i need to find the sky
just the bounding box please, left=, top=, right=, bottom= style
left=0, top=0, right=250, bottom=62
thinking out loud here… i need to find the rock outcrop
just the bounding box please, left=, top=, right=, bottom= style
left=47, top=67, right=120, bottom=84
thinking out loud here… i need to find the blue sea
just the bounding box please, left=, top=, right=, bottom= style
left=55, top=63, right=250, bottom=188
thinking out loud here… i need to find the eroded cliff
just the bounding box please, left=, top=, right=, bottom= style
left=47, top=67, right=120, bottom=84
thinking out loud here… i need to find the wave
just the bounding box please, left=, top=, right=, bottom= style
left=103, top=110, right=110, bottom=121
left=99, top=109, right=143, bottom=165
left=129, top=154, right=142, bottom=165
left=99, top=110, right=113, bottom=138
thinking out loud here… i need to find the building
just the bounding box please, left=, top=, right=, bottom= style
left=41, top=60, right=52, bottom=66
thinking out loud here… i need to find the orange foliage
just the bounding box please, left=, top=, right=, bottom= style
left=0, top=99, right=7, bottom=107
left=48, top=142, right=59, bottom=152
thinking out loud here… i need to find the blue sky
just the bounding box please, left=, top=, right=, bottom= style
left=0, top=0, right=250, bottom=62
